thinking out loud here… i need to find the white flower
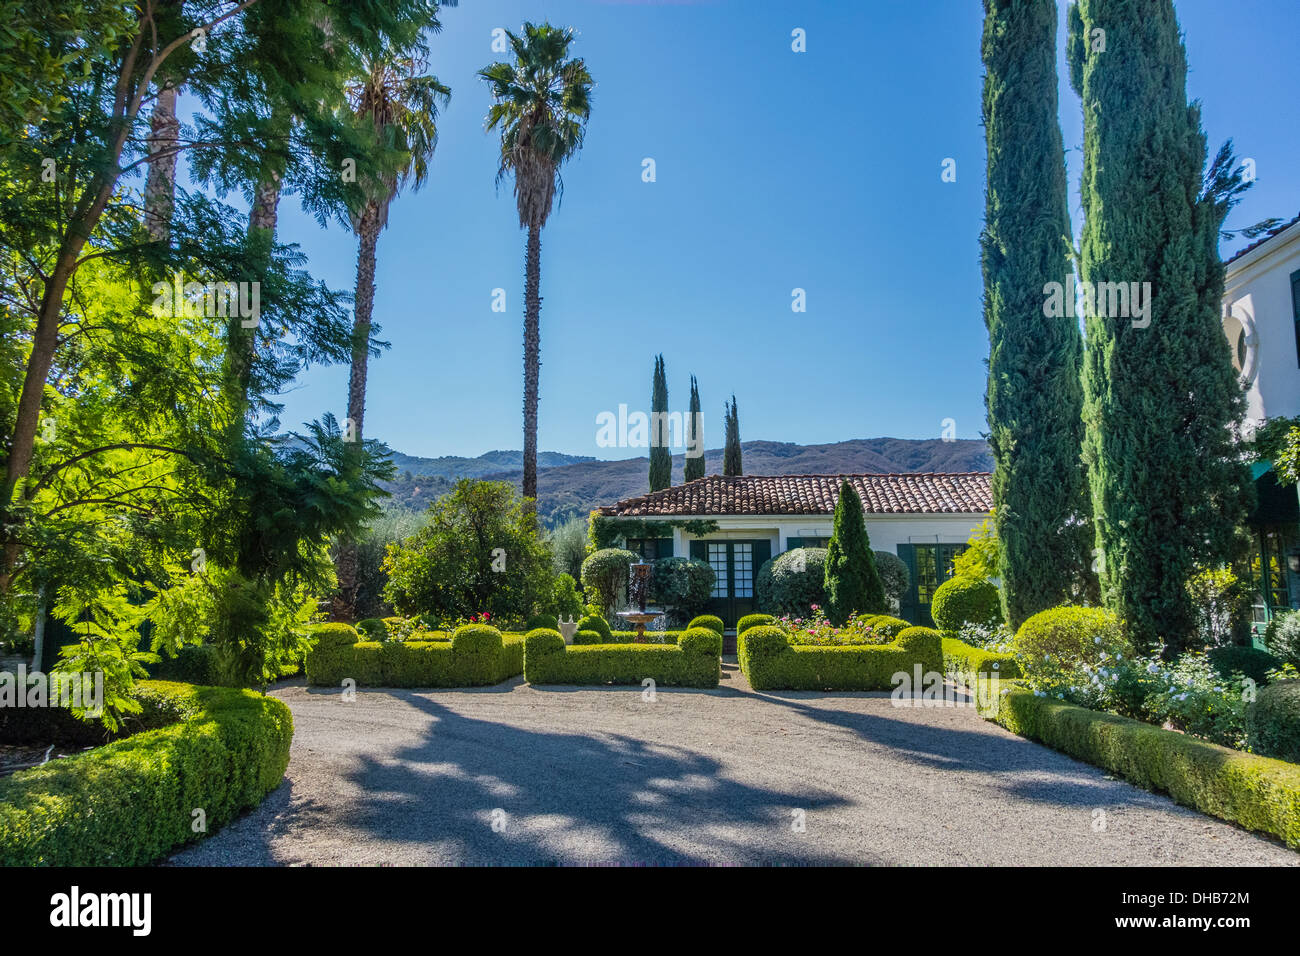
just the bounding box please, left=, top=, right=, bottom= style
left=1094, top=636, right=1102, bottom=644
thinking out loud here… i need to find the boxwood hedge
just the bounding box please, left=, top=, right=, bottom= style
left=738, top=625, right=943, bottom=691
left=980, top=684, right=1300, bottom=849
left=688, top=614, right=724, bottom=634
left=0, top=680, right=293, bottom=865
left=941, top=636, right=1020, bottom=680
left=737, top=613, right=777, bottom=636
left=305, top=623, right=523, bottom=687
left=524, top=627, right=722, bottom=687
left=573, top=630, right=681, bottom=645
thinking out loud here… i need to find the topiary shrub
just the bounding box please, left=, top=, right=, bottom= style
left=756, top=547, right=827, bottom=616
left=576, top=614, right=612, bottom=640
left=526, top=613, right=559, bottom=632
left=1208, top=645, right=1282, bottom=686
left=1247, top=680, right=1300, bottom=764
left=651, top=556, right=716, bottom=623
left=863, top=615, right=911, bottom=639
left=737, top=613, right=777, bottom=637
left=524, top=626, right=720, bottom=687
left=305, top=624, right=523, bottom=687
left=874, top=551, right=909, bottom=613
left=1265, top=611, right=1300, bottom=667
left=738, top=624, right=942, bottom=691
left=311, top=622, right=360, bottom=648
left=356, top=618, right=387, bottom=640
left=1011, top=606, right=1130, bottom=683
left=688, top=614, right=724, bottom=634
left=931, top=575, right=1002, bottom=632
left=581, top=548, right=638, bottom=616
left=572, top=629, right=606, bottom=645
left=150, top=644, right=218, bottom=684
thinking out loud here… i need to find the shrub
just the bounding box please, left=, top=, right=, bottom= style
left=1266, top=611, right=1300, bottom=667
left=581, top=548, right=638, bottom=615
left=688, top=614, right=724, bottom=634
left=737, top=613, right=777, bottom=636
left=756, top=547, right=827, bottom=616
left=526, top=613, right=559, bottom=631
left=355, top=618, right=387, bottom=639
left=551, top=573, right=584, bottom=621
left=823, top=481, right=886, bottom=624
left=305, top=623, right=523, bottom=687
left=738, top=624, right=942, bottom=691
left=1011, top=606, right=1129, bottom=683
left=651, top=557, right=715, bottom=622
left=576, top=613, right=612, bottom=640
left=863, top=615, right=911, bottom=639
left=775, top=607, right=890, bottom=645
left=1208, top=645, right=1282, bottom=686
left=0, top=681, right=293, bottom=865
left=1247, top=680, right=1300, bottom=764
left=931, top=575, right=1002, bottom=632
left=524, top=627, right=721, bottom=687
left=572, top=629, right=606, bottom=645
left=873, top=551, right=909, bottom=613
left=150, top=643, right=218, bottom=684
left=942, top=636, right=1021, bottom=680
left=1186, top=566, right=1250, bottom=646
left=981, top=684, right=1300, bottom=848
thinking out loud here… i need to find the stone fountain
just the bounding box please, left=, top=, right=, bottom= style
left=615, top=560, right=664, bottom=641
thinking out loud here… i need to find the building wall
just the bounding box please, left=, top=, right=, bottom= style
left=1222, top=221, right=1300, bottom=424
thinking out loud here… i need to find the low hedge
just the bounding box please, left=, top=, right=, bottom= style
left=1247, top=680, right=1300, bottom=764
left=305, top=623, right=523, bottom=687
left=864, top=615, right=911, bottom=639
left=941, top=636, right=1020, bottom=680
left=738, top=625, right=943, bottom=691
left=355, top=618, right=387, bottom=639
left=980, top=683, right=1300, bottom=849
left=524, top=627, right=721, bottom=687
left=576, top=614, right=612, bottom=640
left=573, top=630, right=681, bottom=645
left=737, top=613, right=777, bottom=636
left=0, top=680, right=293, bottom=865
left=688, top=615, right=724, bottom=634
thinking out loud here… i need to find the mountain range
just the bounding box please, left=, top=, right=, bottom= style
left=379, top=437, right=993, bottom=524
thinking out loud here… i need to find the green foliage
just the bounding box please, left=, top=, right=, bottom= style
left=1011, top=606, right=1130, bottom=683
left=547, top=515, right=590, bottom=580
left=576, top=613, right=612, bottom=640
left=651, top=557, right=715, bottom=623
left=756, top=547, right=828, bottom=617
left=0, top=681, right=293, bottom=865
left=572, top=629, right=604, bottom=645
left=551, top=573, right=584, bottom=621
left=950, top=516, right=999, bottom=582
left=823, top=482, right=886, bottom=625
left=687, top=614, right=724, bottom=634
left=382, top=479, right=555, bottom=623
left=649, top=354, right=671, bottom=491
left=775, top=607, right=892, bottom=646
left=1072, top=0, right=1253, bottom=653
left=305, top=624, right=525, bottom=688
left=737, top=613, right=776, bottom=636
left=931, top=576, right=1002, bottom=633
left=723, top=395, right=742, bottom=476
left=941, top=636, right=1021, bottom=680
left=356, top=618, right=388, bottom=640
left=981, top=684, right=1300, bottom=848
left=349, top=509, right=428, bottom=619
left=523, top=626, right=721, bottom=687
left=526, top=613, right=559, bottom=631
left=873, top=551, right=909, bottom=614
left=684, top=375, right=705, bottom=483
left=586, top=516, right=718, bottom=553
left=1186, top=567, right=1250, bottom=646
left=1265, top=611, right=1300, bottom=667
left=580, top=548, right=637, bottom=616
left=1247, top=681, right=1300, bottom=764
left=1208, top=645, right=1281, bottom=687
left=738, top=624, right=943, bottom=692
left=862, top=615, right=911, bottom=640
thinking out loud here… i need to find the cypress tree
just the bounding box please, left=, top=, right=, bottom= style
left=1070, top=0, right=1252, bottom=653
left=723, top=396, right=742, bottom=477
left=980, top=0, right=1092, bottom=629
left=684, top=374, right=705, bottom=482
left=824, top=481, right=886, bottom=625
left=649, top=354, right=672, bottom=491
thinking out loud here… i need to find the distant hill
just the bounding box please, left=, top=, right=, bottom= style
left=379, top=438, right=991, bottom=524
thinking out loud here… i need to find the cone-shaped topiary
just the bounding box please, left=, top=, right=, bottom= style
left=823, top=481, right=886, bottom=625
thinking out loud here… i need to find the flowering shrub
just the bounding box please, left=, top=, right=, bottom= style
left=775, top=606, right=891, bottom=646
left=956, top=618, right=1013, bottom=652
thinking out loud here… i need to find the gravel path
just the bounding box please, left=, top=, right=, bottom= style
left=170, top=662, right=1298, bottom=866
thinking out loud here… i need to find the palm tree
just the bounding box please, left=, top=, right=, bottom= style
left=480, top=23, right=593, bottom=509
left=334, top=53, right=450, bottom=620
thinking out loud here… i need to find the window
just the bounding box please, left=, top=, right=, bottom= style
left=625, top=538, right=671, bottom=561
left=707, top=543, right=728, bottom=597
left=787, top=536, right=830, bottom=549
left=913, top=544, right=965, bottom=606
left=733, top=543, right=754, bottom=598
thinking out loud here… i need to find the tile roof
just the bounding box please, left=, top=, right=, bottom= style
left=599, top=473, right=993, bottom=517
left=1225, top=211, right=1300, bottom=267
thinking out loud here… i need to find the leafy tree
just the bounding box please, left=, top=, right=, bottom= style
left=479, top=23, right=593, bottom=507
left=546, top=514, right=589, bottom=580
left=723, top=396, right=742, bottom=477
left=382, top=479, right=555, bottom=624
left=684, top=374, right=705, bottom=482
left=1070, top=0, right=1254, bottom=652
left=981, top=0, right=1093, bottom=629
left=951, top=513, right=999, bottom=581
left=823, top=481, right=885, bottom=625
left=580, top=548, right=637, bottom=618
left=649, top=354, right=671, bottom=491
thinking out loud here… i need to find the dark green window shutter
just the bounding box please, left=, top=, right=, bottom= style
left=753, top=540, right=772, bottom=571
left=786, top=537, right=803, bottom=550
left=657, top=538, right=673, bottom=559
left=1291, top=269, right=1300, bottom=368
left=689, top=540, right=707, bottom=562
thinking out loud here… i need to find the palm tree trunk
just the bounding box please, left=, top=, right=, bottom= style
left=522, top=222, right=542, bottom=511
left=144, top=84, right=180, bottom=242
left=333, top=203, right=382, bottom=621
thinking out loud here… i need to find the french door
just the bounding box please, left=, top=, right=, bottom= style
left=689, top=539, right=772, bottom=628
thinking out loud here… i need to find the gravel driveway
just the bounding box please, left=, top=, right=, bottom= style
left=170, top=662, right=1298, bottom=866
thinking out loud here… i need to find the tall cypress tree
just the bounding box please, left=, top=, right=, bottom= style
left=1070, top=0, right=1252, bottom=653
left=649, top=354, right=672, bottom=491
left=684, top=375, right=705, bottom=482
left=981, top=0, right=1092, bottom=629
left=824, top=481, right=886, bottom=625
left=723, top=396, right=743, bottom=477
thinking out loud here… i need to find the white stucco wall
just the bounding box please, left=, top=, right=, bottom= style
left=1222, top=220, right=1300, bottom=425
left=669, top=513, right=987, bottom=559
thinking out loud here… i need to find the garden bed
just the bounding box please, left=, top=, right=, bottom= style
left=0, top=680, right=293, bottom=865
left=523, top=627, right=721, bottom=687
left=304, top=623, right=524, bottom=687
left=738, top=625, right=943, bottom=691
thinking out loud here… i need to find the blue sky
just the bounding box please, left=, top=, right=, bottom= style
left=257, top=0, right=1300, bottom=461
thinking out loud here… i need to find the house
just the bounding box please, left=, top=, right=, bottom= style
left=1221, top=212, right=1300, bottom=627
left=596, top=472, right=992, bottom=629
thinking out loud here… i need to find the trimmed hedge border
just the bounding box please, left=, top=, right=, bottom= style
left=524, top=627, right=722, bottom=687
left=573, top=630, right=682, bottom=645
left=738, top=625, right=943, bottom=691
left=305, top=623, right=523, bottom=687
left=0, top=680, right=293, bottom=865
left=941, top=636, right=1020, bottom=680
left=981, top=684, right=1300, bottom=849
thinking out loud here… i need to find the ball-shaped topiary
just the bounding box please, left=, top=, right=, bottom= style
left=755, top=547, right=828, bottom=616
left=311, top=622, right=360, bottom=648
left=863, top=615, right=911, bottom=639
left=930, top=575, right=1002, bottom=632
left=737, top=613, right=777, bottom=637
left=1011, top=606, right=1130, bottom=681
left=526, top=613, right=559, bottom=632
left=576, top=613, right=612, bottom=639
left=873, top=550, right=910, bottom=612
left=688, top=614, right=724, bottom=634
